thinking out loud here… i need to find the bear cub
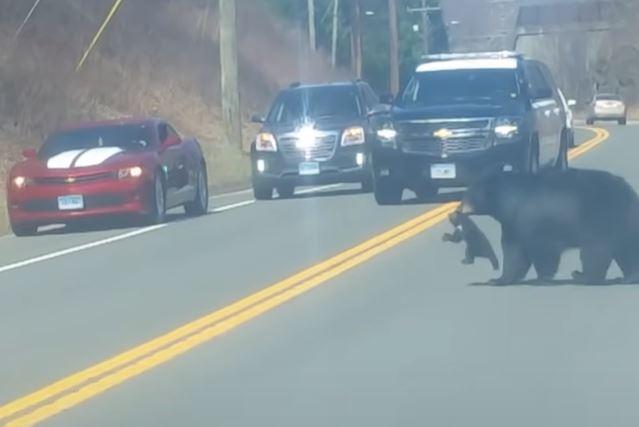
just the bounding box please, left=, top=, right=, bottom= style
left=443, top=211, right=499, bottom=270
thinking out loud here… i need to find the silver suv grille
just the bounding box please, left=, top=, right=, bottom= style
left=396, top=118, right=493, bottom=156
left=278, top=131, right=338, bottom=162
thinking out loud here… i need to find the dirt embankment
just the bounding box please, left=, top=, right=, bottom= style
left=0, top=0, right=347, bottom=232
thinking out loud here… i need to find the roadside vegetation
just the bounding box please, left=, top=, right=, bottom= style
left=0, top=0, right=345, bottom=232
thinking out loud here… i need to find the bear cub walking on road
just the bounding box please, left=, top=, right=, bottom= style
left=460, top=168, right=639, bottom=285
left=443, top=211, right=499, bottom=270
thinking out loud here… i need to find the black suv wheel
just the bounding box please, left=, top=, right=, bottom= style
left=253, top=178, right=273, bottom=200
left=374, top=175, right=403, bottom=205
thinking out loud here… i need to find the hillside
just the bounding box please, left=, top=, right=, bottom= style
left=0, top=0, right=346, bottom=231
left=0, top=0, right=344, bottom=172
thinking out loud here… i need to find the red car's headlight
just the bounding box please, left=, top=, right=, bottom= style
left=118, top=166, right=143, bottom=179
left=11, top=176, right=31, bottom=190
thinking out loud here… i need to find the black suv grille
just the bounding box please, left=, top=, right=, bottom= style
left=396, top=119, right=493, bottom=156
left=278, top=132, right=338, bottom=162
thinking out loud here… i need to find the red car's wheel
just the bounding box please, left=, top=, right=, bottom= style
left=185, top=165, right=209, bottom=216
left=11, top=222, right=37, bottom=237
left=146, top=172, right=166, bottom=224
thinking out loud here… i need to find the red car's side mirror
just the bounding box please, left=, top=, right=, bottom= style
left=22, top=148, right=37, bottom=159
left=160, top=136, right=181, bottom=151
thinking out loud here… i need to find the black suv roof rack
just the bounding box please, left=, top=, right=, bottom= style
left=289, top=82, right=302, bottom=88
left=420, top=51, right=522, bottom=62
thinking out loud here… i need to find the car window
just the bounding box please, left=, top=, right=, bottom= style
left=398, top=68, right=520, bottom=107
left=166, top=124, right=180, bottom=141
left=266, top=86, right=362, bottom=124
left=524, top=62, right=553, bottom=100
left=39, top=124, right=154, bottom=159
left=362, top=84, right=380, bottom=109
left=158, top=123, right=168, bottom=142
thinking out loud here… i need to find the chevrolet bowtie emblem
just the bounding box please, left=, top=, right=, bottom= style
left=433, top=128, right=453, bottom=140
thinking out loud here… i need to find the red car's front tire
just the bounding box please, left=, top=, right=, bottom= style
left=145, top=172, right=167, bottom=225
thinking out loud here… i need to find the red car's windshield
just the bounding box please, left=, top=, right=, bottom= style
left=39, top=124, right=155, bottom=159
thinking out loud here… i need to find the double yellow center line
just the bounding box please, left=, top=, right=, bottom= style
left=1, top=127, right=609, bottom=426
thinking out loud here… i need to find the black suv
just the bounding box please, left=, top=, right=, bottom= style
left=250, top=81, right=384, bottom=200
left=370, top=51, right=569, bottom=205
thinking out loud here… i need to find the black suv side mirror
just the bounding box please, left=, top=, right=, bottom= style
left=250, top=113, right=265, bottom=124
left=380, top=93, right=394, bottom=105
left=368, top=104, right=391, bottom=117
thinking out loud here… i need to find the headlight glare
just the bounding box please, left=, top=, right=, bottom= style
left=377, top=128, right=397, bottom=141
left=494, top=117, right=521, bottom=140
left=12, top=176, right=28, bottom=189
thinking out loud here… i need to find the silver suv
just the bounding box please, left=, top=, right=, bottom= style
left=587, top=93, right=627, bottom=125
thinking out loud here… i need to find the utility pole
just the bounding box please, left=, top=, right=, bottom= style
left=420, top=0, right=428, bottom=54
left=331, top=0, right=340, bottom=68
left=388, top=0, right=399, bottom=94
left=350, top=0, right=362, bottom=78
left=219, top=0, right=243, bottom=151
left=308, top=0, right=316, bottom=52
left=407, top=1, right=442, bottom=56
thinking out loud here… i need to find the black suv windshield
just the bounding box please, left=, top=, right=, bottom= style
left=267, top=86, right=361, bottom=124
left=40, top=124, right=154, bottom=159
left=399, top=69, right=520, bottom=107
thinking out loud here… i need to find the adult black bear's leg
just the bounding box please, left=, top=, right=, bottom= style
left=492, top=226, right=530, bottom=285
left=614, top=241, right=639, bottom=283
left=531, top=245, right=561, bottom=281
left=572, top=244, right=613, bottom=285
left=462, top=246, right=475, bottom=264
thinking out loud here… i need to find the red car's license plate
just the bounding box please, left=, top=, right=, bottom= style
left=58, top=195, right=84, bottom=210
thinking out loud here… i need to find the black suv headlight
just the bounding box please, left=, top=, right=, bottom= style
left=494, top=117, right=522, bottom=142
left=341, top=126, right=365, bottom=146
left=255, top=132, right=277, bottom=152
left=376, top=124, right=397, bottom=148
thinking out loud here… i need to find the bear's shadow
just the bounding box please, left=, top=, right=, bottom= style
left=468, top=277, right=637, bottom=287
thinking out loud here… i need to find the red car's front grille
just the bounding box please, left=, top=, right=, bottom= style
left=33, top=172, right=115, bottom=185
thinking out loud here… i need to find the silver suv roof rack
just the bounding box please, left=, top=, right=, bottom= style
left=420, top=51, right=522, bottom=62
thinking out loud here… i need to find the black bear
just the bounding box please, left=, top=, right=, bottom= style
left=460, top=168, right=639, bottom=285
left=443, top=211, right=499, bottom=270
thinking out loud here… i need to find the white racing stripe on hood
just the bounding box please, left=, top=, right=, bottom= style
left=73, top=147, right=124, bottom=167
left=47, top=150, right=86, bottom=169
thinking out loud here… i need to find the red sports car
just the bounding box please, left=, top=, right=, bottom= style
left=6, top=117, right=209, bottom=236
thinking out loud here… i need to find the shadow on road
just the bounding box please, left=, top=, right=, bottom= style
left=36, top=211, right=195, bottom=236
left=291, top=188, right=366, bottom=199
left=468, top=277, right=637, bottom=287
left=403, top=190, right=465, bottom=205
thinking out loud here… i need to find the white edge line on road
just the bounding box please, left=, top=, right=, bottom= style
left=0, top=184, right=345, bottom=273
left=0, top=224, right=166, bottom=274
left=209, top=188, right=252, bottom=200
left=211, top=200, right=255, bottom=213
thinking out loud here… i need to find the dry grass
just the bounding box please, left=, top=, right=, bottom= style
left=0, top=0, right=346, bottom=233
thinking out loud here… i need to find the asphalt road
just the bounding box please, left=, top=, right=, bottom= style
left=1, top=126, right=639, bottom=426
